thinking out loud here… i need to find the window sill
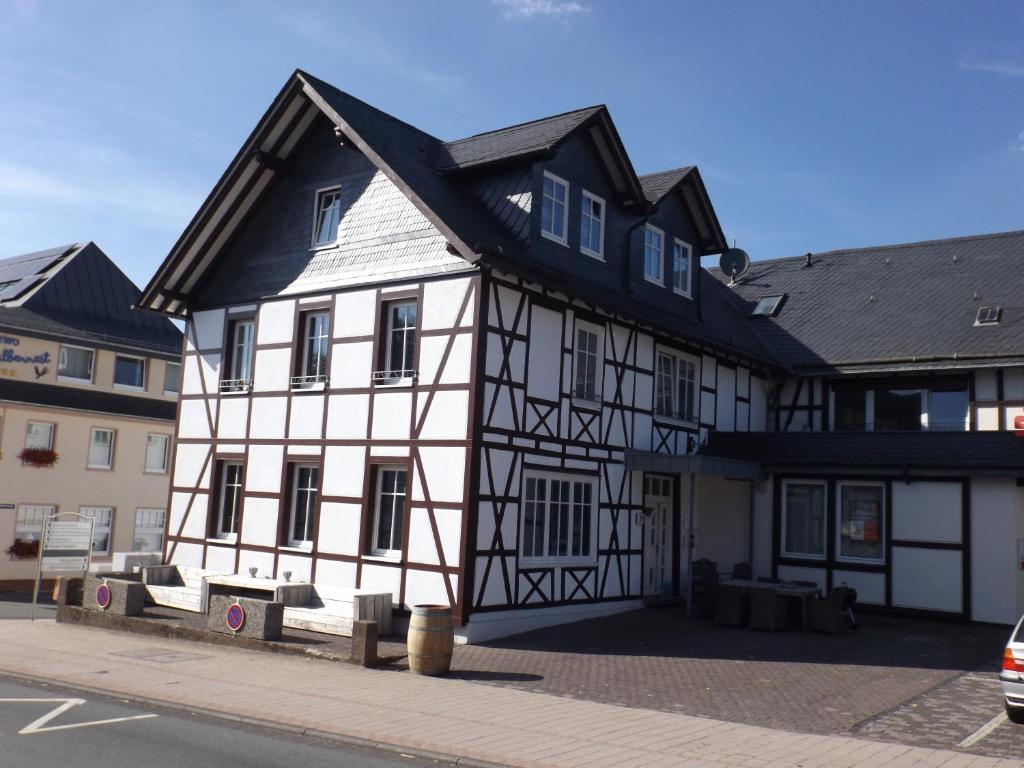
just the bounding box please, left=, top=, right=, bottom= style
left=279, top=544, right=313, bottom=554
left=57, top=376, right=93, bottom=385
left=643, top=276, right=665, bottom=287
left=779, top=552, right=827, bottom=562
left=290, top=381, right=327, bottom=393
left=373, top=378, right=414, bottom=389
left=86, top=465, right=113, bottom=471
left=309, top=241, right=338, bottom=252
left=113, top=384, right=146, bottom=392
left=653, top=413, right=697, bottom=429
left=219, top=388, right=251, bottom=396
left=520, top=557, right=598, bottom=569
left=143, top=469, right=169, bottom=475
left=672, top=288, right=692, bottom=299
left=835, top=556, right=885, bottom=567
left=580, top=248, right=604, bottom=261
left=363, top=553, right=402, bottom=564
left=571, top=397, right=602, bottom=411
left=207, top=536, right=237, bottom=546
left=540, top=230, right=569, bottom=248
left=163, top=390, right=180, bottom=397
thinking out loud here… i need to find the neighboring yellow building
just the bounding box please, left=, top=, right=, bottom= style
left=0, top=243, right=181, bottom=588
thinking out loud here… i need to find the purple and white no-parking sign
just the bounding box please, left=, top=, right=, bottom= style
left=95, top=582, right=111, bottom=609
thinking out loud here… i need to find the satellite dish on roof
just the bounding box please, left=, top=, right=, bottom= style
left=720, top=247, right=750, bottom=284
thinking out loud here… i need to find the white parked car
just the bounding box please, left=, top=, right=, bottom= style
left=1000, top=616, right=1024, bottom=724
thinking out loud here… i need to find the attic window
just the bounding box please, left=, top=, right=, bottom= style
left=752, top=294, right=785, bottom=317
left=975, top=306, right=1001, bottom=326
left=312, top=187, right=342, bottom=248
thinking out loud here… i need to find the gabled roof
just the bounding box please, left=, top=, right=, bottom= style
left=438, top=106, right=603, bottom=170
left=139, top=70, right=730, bottom=318
left=0, top=242, right=181, bottom=355
left=713, top=229, right=1024, bottom=373
left=638, top=167, right=694, bottom=204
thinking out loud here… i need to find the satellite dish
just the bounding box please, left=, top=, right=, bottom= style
left=720, top=247, right=750, bottom=284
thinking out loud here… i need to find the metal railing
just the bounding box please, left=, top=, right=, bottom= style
left=372, top=369, right=416, bottom=384
left=290, top=373, right=329, bottom=389
left=219, top=378, right=251, bottom=394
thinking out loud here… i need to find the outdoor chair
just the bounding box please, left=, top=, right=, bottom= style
left=731, top=561, right=751, bottom=580
left=748, top=586, right=788, bottom=631
left=807, top=587, right=853, bottom=635
left=714, top=583, right=749, bottom=627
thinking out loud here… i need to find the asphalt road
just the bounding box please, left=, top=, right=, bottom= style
left=0, top=591, right=55, bottom=620
left=0, top=675, right=455, bottom=768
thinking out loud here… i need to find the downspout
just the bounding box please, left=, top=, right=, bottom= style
left=685, top=471, right=697, bottom=618
left=621, top=204, right=652, bottom=293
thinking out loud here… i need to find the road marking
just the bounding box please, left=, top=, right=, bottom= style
left=0, top=697, right=157, bottom=734
left=958, top=710, right=1007, bottom=748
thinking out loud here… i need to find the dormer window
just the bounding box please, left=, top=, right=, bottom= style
left=541, top=171, right=569, bottom=246
left=673, top=239, right=692, bottom=298
left=580, top=190, right=605, bottom=259
left=643, top=226, right=664, bottom=285
left=312, top=186, right=342, bottom=248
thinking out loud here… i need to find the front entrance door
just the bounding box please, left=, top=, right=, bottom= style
left=643, top=475, right=674, bottom=597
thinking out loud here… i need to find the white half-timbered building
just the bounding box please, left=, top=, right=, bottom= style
left=140, top=71, right=1024, bottom=641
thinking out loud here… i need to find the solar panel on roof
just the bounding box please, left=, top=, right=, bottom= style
left=0, top=274, right=44, bottom=302
left=0, top=247, right=71, bottom=283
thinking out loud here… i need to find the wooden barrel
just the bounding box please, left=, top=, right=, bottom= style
left=407, top=604, right=453, bottom=676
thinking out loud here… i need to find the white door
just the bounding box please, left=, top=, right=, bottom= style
left=644, top=475, right=674, bottom=597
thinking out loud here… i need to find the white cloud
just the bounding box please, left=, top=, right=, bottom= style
left=958, top=53, right=1024, bottom=77
left=496, top=0, right=591, bottom=20
left=1012, top=131, right=1024, bottom=152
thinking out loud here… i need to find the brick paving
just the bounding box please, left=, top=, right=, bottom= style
left=451, top=607, right=1008, bottom=735
left=0, top=619, right=1019, bottom=768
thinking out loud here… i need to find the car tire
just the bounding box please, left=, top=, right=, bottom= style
left=1005, top=703, right=1024, bottom=725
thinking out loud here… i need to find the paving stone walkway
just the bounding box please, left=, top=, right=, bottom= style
left=0, top=620, right=1018, bottom=768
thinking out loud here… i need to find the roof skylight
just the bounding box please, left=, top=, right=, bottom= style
left=975, top=306, right=1001, bottom=326
left=751, top=294, right=785, bottom=317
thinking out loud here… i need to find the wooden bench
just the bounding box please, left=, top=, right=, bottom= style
left=141, top=565, right=229, bottom=613
left=283, top=583, right=393, bottom=637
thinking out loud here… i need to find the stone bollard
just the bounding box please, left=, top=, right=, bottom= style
left=83, top=575, right=146, bottom=616
left=351, top=619, right=378, bottom=667
left=207, top=595, right=284, bottom=641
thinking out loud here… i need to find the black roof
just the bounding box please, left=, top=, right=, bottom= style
left=704, top=430, right=1024, bottom=472
left=438, top=106, right=604, bottom=171
left=713, top=229, right=1024, bottom=373
left=638, top=167, right=695, bottom=204
left=0, top=242, right=181, bottom=357
left=0, top=378, right=177, bottom=421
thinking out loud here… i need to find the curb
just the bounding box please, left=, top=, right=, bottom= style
left=0, top=668, right=509, bottom=768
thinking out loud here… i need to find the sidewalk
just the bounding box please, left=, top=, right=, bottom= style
left=0, top=620, right=1017, bottom=768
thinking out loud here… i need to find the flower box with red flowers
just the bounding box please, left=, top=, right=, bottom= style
left=18, top=448, right=58, bottom=467
left=5, top=538, right=40, bottom=560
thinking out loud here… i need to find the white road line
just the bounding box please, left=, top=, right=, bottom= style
left=958, top=711, right=1007, bottom=748
left=0, top=697, right=157, bottom=735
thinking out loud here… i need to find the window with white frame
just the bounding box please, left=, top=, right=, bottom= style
left=80, top=507, right=114, bottom=554
left=113, top=355, right=146, bottom=389
left=837, top=482, right=884, bottom=563
left=579, top=190, right=605, bottom=258
left=312, top=187, right=342, bottom=247
left=57, top=345, right=94, bottom=382
left=654, top=350, right=697, bottom=421
left=288, top=463, right=319, bottom=547
left=15, top=505, right=52, bottom=543
left=643, top=226, right=664, bottom=284
left=25, top=421, right=54, bottom=450
left=133, top=508, right=166, bottom=552
left=163, top=362, right=181, bottom=395
left=223, top=318, right=254, bottom=392
left=88, top=428, right=115, bottom=469
left=145, top=434, right=169, bottom=473
left=781, top=481, right=826, bottom=559
left=521, top=473, right=595, bottom=563
left=541, top=172, right=569, bottom=245
left=295, top=311, right=330, bottom=387
left=573, top=324, right=602, bottom=403
left=215, top=461, right=243, bottom=538
left=377, top=301, right=416, bottom=383
left=672, top=239, right=692, bottom=297
left=372, top=466, right=407, bottom=556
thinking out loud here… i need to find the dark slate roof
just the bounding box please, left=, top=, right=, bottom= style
left=704, top=430, right=1024, bottom=472
left=0, top=378, right=177, bottom=421
left=712, top=229, right=1024, bottom=373
left=638, top=167, right=695, bottom=204
left=438, top=106, right=603, bottom=171
left=0, top=242, right=181, bottom=356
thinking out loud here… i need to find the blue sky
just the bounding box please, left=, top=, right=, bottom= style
left=1, top=0, right=1022, bottom=287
